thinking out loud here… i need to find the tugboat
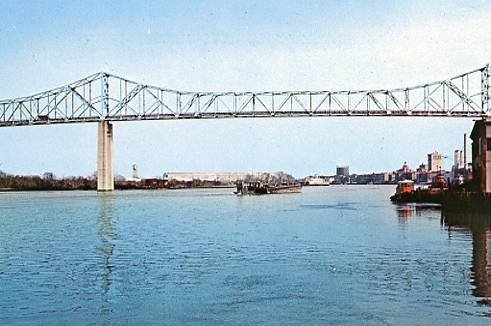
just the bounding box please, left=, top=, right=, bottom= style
left=235, top=180, right=302, bottom=195
left=395, top=180, right=415, bottom=194
left=390, top=175, right=448, bottom=203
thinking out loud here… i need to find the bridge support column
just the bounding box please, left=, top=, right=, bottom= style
left=97, top=121, right=114, bottom=192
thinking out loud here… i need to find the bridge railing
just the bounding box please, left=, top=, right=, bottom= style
left=0, top=65, right=489, bottom=127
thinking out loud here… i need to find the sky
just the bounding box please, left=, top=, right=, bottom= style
left=0, top=0, right=490, bottom=178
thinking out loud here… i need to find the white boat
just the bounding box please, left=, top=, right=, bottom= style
left=306, top=176, right=330, bottom=186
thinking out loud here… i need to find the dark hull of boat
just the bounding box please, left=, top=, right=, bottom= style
left=390, top=188, right=491, bottom=213
left=267, top=185, right=302, bottom=194
left=390, top=189, right=443, bottom=204
left=236, top=184, right=302, bottom=195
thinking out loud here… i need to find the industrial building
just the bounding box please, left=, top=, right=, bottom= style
left=427, top=151, right=445, bottom=172
left=471, top=119, right=491, bottom=193
left=163, top=172, right=268, bottom=184
left=336, top=165, right=350, bottom=176
left=453, top=150, right=463, bottom=170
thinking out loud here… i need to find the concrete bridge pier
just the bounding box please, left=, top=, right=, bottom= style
left=97, top=121, right=114, bottom=192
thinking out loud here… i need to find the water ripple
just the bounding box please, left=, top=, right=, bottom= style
left=0, top=187, right=490, bottom=324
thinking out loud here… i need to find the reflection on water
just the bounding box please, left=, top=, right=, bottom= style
left=396, top=203, right=441, bottom=219
left=442, top=212, right=491, bottom=307
left=398, top=204, right=491, bottom=307
left=2, top=187, right=491, bottom=324
left=96, top=194, right=116, bottom=319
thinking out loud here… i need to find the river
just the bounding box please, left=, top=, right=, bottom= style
left=0, top=186, right=490, bottom=324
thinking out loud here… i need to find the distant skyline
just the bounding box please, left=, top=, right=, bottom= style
left=0, top=0, right=489, bottom=178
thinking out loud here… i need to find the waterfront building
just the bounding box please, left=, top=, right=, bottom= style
left=401, top=161, right=411, bottom=174
left=366, top=172, right=390, bottom=184
left=373, top=172, right=390, bottom=184
left=163, top=172, right=268, bottom=184
left=416, top=173, right=429, bottom=184
left=336, top=165, right=349, bottom=176
left=387, top=172, right=397, bottom=183
left=396, top=161, right=414, bottom=181
left=428, top=151, right=445, bottom=172
left=349, top=172, right=391, bottom=185
left=351, top=174, right=365, bottom=184
left=335, top=165, right=350, bottom=184
left=416, top=163, right=429, bottom=183
left=470, top=119, right=491, bottom=193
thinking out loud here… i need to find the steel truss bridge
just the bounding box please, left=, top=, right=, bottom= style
left=0, top=65, right=490, bottom=127
left=1, top=65, right=490, bottom=191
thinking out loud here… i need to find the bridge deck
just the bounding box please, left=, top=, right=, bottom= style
left=0, top=65, right=489, bottom=126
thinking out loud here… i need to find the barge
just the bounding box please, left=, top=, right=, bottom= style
left=235, top=181, right=302, bottom=195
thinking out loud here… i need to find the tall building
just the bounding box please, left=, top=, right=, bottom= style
left=336, top=165, right=349, bottom=176
left=428, top=151, right=444, bottom=172
left=454, top=150, right=463, bottom=170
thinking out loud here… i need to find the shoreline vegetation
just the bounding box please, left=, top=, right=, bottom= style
left=0, top=170, right=395, bottom=192
left=0, top=170, right=303, bottom=192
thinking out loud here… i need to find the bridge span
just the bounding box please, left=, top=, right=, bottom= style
left=1, top=65, right=489, bottom=191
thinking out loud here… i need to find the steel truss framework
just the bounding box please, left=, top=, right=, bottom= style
left=0, top=65, right=490, bottom=127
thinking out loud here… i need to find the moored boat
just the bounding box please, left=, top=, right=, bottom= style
left=235, top=181, right=302, bottom=195
left=390, top=174, right=450, bottom=204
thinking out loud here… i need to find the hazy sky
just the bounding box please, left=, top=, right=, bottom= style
left=0, top=0, right=490, bottom=178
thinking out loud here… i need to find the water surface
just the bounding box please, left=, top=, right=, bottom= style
left=1, top=186, right=490, bottom=324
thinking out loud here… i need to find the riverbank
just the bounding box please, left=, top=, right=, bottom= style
left=0, top=183, right=236, bottom=192
left=0, top=172, right=238, bottom=191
